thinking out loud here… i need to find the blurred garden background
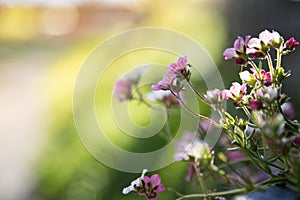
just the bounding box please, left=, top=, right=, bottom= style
left=1, top=0, right=300, bottom=199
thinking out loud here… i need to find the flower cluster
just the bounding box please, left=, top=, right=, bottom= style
left=152, top=56, right=190, bottom=93
left=116, top=29, right=300, bottom=200
left=220, top=30, right=298, bottom=111
left=223, top=30, right=298, bottom=64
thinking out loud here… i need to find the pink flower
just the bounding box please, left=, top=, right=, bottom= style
left=281, top=102, right=295, bottom=119
left=231, top=82, right=247, bottom=96
left=167, top=56, right=191, bottom=81
left=139, top=174, right=165, bottom=200
left=113, top=80, right=132, bottom=102
left=256, top=86, right=278, bottom=102
left=122, top=169, right=165, bottom=200
left=167, top=56, right=188, bottom=73
left=247, top=30, right=270, bottom=57
left=249, top=99, right=262, bottom=110
left=247, top=30, right=282, bottom=58
left=113, top=66, right=149, bottom=102
left=260, top=70, right=272, bottom=83
left=223, top=48, right=236, bottom=60
left=152, top=70, right=184, bottom=93
left=223, top=35, right=251, bottom=66
left=204, top=89, right=226, bottom=108
left=294, top=136, right=300, bottom=145
left=152, top=56, right=190, bottom=93
left=224, top=82, right=247, bottom=101
left=185, top=164, right=195, bottom=182
left=152, top=73, right=178, bottom=91
left=250, top=68, right=272, bottom=83
left=220, top=89, right=231, bottom=100
left=283, top=37, right=299, bottom=52
left=248, top=30, right=271, bottom=49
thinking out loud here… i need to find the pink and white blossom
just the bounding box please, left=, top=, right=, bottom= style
left=224, top=82, right=247, bottom=101
left=223, top=35, right=251, bottom=66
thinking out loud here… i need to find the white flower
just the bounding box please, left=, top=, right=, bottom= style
left=259, top=30, right=273, bottom=44
left=268, top=88, right=278, bottom=100
left=239, top=70, right=251, bottom=82
left=174, top=132, right=211, bottom=162
left=247, top=38, right=261, bottom=52
left=122, top=169, right=147, bottom=194
left=271, top=31, right=281, bottom=44
left=247, top=30, right=282, bottom=52
left=257, top=86, right=278, bottom=102
left=146, top=90, right=171, bottom=102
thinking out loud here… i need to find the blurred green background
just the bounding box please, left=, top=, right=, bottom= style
left=0, top=0, right=300, bottom=199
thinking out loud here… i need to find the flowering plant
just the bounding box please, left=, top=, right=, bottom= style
left=114, top=30, right=300, bottom=199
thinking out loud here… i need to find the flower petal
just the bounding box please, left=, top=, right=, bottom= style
left=156, top=184, right=166, bottom=193
left=247, top=38, right=261, bottom=49
left=244, top=35, right=251, bottom=44
left=234, top=36, right=245, bottom=51
left=223, top=48, right=236, bottom=60
left=259, top=30, right=272, bottom=44
left=143, top=176, right=151, bottom=184
left=150, top=174, right=161, bottom=186
left=185, top=164, right=195, bottom=182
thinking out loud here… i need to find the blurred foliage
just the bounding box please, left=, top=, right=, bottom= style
left=0, top=0, right=230, bottom=199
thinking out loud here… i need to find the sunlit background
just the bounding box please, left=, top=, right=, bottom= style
left=1, top=0, right=300, bottom=199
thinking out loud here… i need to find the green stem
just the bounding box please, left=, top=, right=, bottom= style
left=227, top=164, right=253, bottom=187
left=170, top=90, right=221, bottom=129
left=248, top=60, right=262, bottom=80
left=276, top=49, right=282, bottom=70
left=227, top=147, right=285, bottom=170
left=262, top=159, right=285, bottom=171
left=266, top=53, right=275, bottom=84
left=193, top=163, right=207, bottom=196
left=186, top=80, right=211, bottom=106
left=244, top=148, right=272, bottom=175
left=282, top=155, right=290, bottom=170
left=218, top=157, right=251, bottom=169
left=167, top=188, right=184, bottom=197
left=242, top=106, right=252, bottom=120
